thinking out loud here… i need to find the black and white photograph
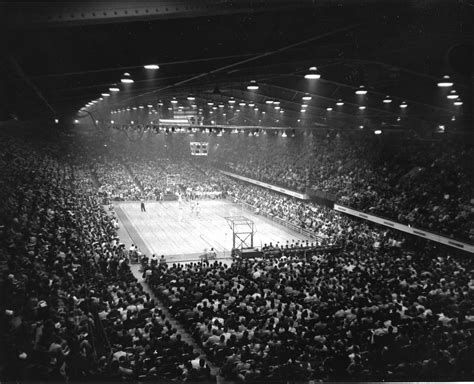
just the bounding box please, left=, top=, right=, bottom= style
left=0, top=1, right=473, bottom=382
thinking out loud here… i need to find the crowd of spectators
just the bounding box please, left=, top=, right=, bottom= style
left=2, top=125, right=474, bottom=382
left=0, top=133, right=210, bottom=382
left=209, top=131, right=473, bottom=242
left=147, top=237, right=474, bottom=381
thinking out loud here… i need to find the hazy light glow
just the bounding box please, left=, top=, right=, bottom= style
left=374, top=130, right=382, bottom=135
left=326, top=107, right=333, bottom=111
left=359, top=106, right=366, bottom=110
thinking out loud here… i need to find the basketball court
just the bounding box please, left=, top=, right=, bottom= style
left=113, top=199, right=313, bottom=264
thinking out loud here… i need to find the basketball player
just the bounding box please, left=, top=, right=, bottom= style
left=140, top=199, right=146, bottom=212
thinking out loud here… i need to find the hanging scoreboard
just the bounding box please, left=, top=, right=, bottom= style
left=190, top=142, right=208, bottom=156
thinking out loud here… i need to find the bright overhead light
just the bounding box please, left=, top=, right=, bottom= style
left=147, top=104, right=153, bottom=108
left=139, top=105, right=144, bottom=109
left=248, top=103, right=255, bottom=107
left=228, top=98, right=236, bottom=104
left=400, top=102, right=408, bottom=108
left=109, top=87, right=120, bottom=92
left=218, top=104, right=225, bottom=108
left=54, top=119, right=59, bottom=124
left=74, top=119, right=79, bottom=124
left=437, top=75, right=453, bottom=87
left=358, top=106, right=366, bottom=110
left=212, top=106, right=217, bottom=110
left=326, top=107, right=333, bottom=111
left=355, top=86, right=367, bottom=95
left=236, top=109, right=240, bottom=112
left=453, top=100, right=463, bottom=106
left=281, top=131, right=287, bottom=137
left=254, top=107, right=259, bottom=111
left=301, top=109, right=306, bottom=113
left=301, top=104, right=308, bottom=108
left=168, top=107, right=172, bottom=110
left=265, top=100, right=274, bottom=104
left=239, top=102, right=246, bottom=106
left=126, top=107, right=130, bottom=111
left=132, top=107, right=137, bottom=110
left=280, top=110, right=284, bottom=113
left=374, top=130, right=382, bottom=135
left=302, top=93, right=312, bottom=101
left=447, top=90, right=459, bottom=99
left=101, top=93, right=110, bottom=97
left=247, top=80, right=259, bottom=90
left=304, top=66, right=320, bottom=79
left=207, top=101, right=214, bottom=106
left=336, top=99, right=344, bottom=106
left=144, top=64, right=159, bottom=70
left=187, top=95, right=195, bottom=101
left=274, top=106, right=281, bottom=110
left=170, top=98, right=178, bottom=104
left=121, top=73, right=134, bottom=83
left=99, top=97, right=103, bottom=100
left=273, top=101, right=280, bottom=105
left=383, top=96, right=392, bottom=103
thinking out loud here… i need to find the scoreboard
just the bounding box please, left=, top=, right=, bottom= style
left=190, top=142, right=208, bottom=156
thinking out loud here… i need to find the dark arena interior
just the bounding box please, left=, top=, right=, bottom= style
left=1, top=1, right=473, bottom=382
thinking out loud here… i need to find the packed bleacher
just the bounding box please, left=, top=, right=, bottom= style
left=0, top=133, right=209, bottom=382
left=146, top=238, right=474, bottom=381
left=209, top=131, right=474, bottom=242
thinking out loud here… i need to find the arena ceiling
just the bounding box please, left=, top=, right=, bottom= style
left=2, top=0, right=473, bottom=133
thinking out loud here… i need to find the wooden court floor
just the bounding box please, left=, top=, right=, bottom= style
left=114, top=199, right=312, bottom=264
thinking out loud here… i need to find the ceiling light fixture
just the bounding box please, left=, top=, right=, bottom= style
left=359, top=106, right=366, bottom=110
left=336, top=99, right=344, bottom=106
left=302, top=93, right=312, bottom=101
left=304, top=67, right=321, bottom=79
left=109, top=87, right=120, bottom=92
left=326, top=107, right=333, bottom=111
left=453, top=100, right=463, bottom=106
left=447, top=90, right=459, bottom=99
left=101, top=93, right=110, bottom=97
left=120, top=72, right=134, bottom=83
left=437, top=75, right=453, bottom=87
left=247, top=80, right=259, bottom=90
left=383, top=96, right=392, bottom=103
left=355, top=86, right=367, bottom=95
left=400, top=102, right=408, bottom=108
left=144, top=64, right=159, bottom=70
